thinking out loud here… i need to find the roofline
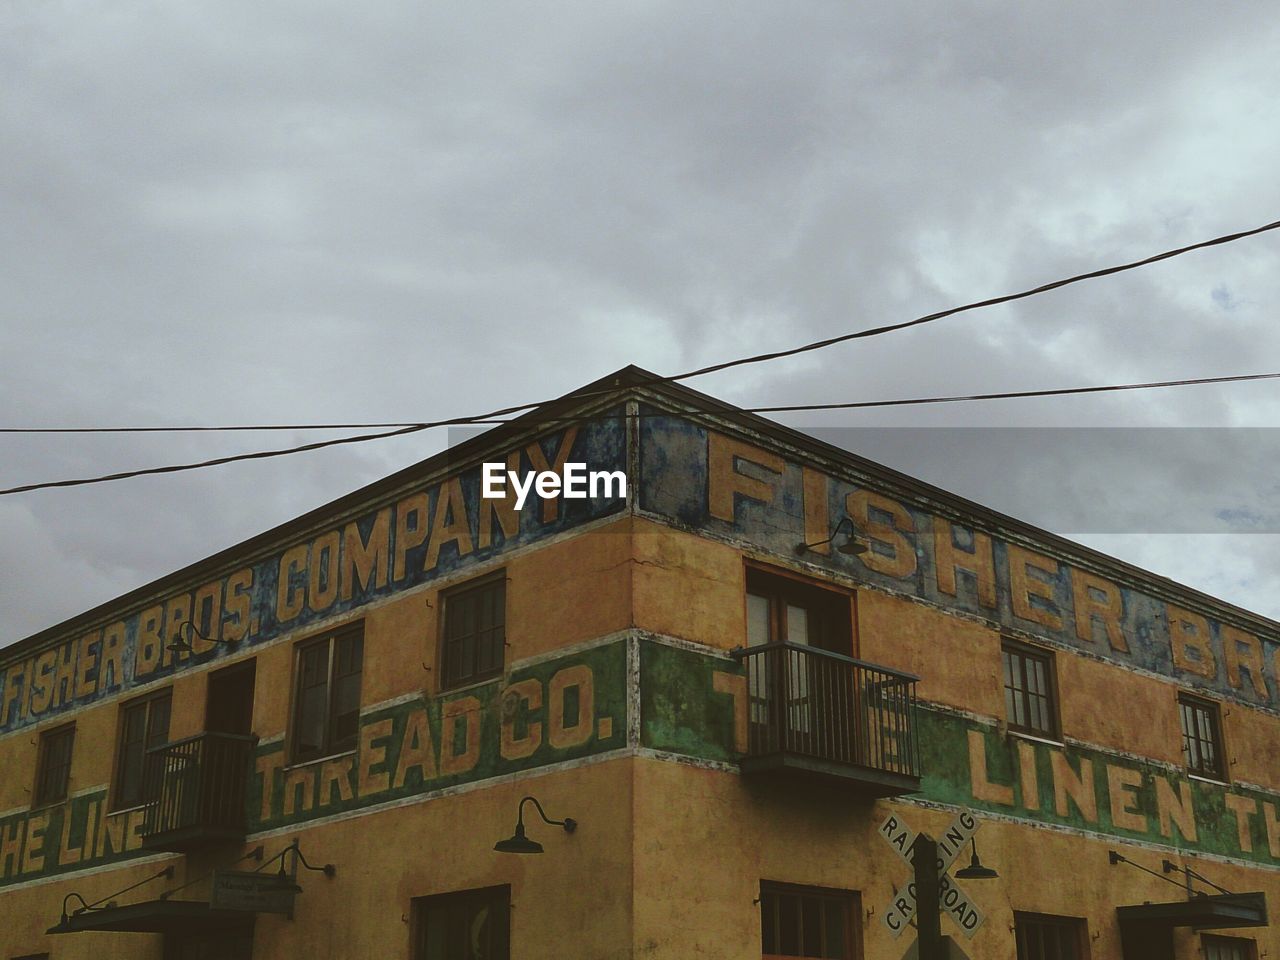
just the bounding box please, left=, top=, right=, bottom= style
left=5, top=363, right=1277, bottom=666
left=2, top=367, right=649, bottom=662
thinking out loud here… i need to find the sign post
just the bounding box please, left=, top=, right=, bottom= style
left=880, top=810, right=990, bottom=948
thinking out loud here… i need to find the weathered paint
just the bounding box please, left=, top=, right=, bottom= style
left=0, top=639, right=627, bottom=888
left=635, top=638, right=1280, bottom=869
left=0, top=418, right=627, bottom=734
left=637, top=411, right=1280, bottom=710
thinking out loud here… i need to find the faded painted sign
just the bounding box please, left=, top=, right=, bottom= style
left=0, top=417, right=627, bottom=734
left=638, top=639, right=1280, bottom=869
left=637, top=412, right=1280, bottom=711
left=0, top=639, right=627, bottom=889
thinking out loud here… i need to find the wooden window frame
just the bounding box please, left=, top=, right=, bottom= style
left=1014, top=911, right=1088, bottom=960
left=744, top=563, right=856, bottom=656
left=412, top=884, right=511, bottom=960
left=759, top=880, right=860, bottom=959
left=1179, top=692, right=1226, bottom=781
left=289, top=623, right=365, bottom=765
left=32, top=723, right=75, bottom=808
left=111, top=688, right=173, bottom=811
left=1202, top=933, right=1257, bottom=960
left=439, top=571, right=507, bottom=692
left=1002, top=638, right=1061, bottom=741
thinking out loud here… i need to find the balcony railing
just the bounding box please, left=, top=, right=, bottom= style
left=731, top=642, right=921, bottom=795
left=140, top=731, right=258, bottom=852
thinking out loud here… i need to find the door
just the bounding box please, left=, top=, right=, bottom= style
left=207, top=661, right=256, bottom=735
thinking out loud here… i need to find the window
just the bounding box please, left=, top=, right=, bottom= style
left=33, top=723, right=75, bottom=807
left=746, top=567, right=853, bottom=654
left=114, top=690, right=172, bottom=809
left=1014, top=912, right=1085, bottom=960
left=441, top=574, right=506, bottom=690
left=1180, top=693, right=1225, bottom=780
left=1203, top=935, right=1257, bottom=960
left=413, top=885, right=510, bottom=960
left=759, top=882, right=857, bottom=959
left=292, top=626, right=364, bottom=763
left=1002, top=639, right=1059, bottom=739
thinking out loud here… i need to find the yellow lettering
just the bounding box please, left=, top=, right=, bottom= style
left=846, top=490, right=917, bottom=578
left=393, top=492, right=429, bottom=581
left=22, top=811, right=48, bottom=873
left=1222, top=625, right=1268, bottom=699
left=358, top=718, right=393, bottom=797
left=308, top=531, right=341, bottom=613
left=967, top=729, right=1014, bottom=806
left=191, top=580, right=223, bottom=653
left=223, top=568, right=254, bottom=642
left=1263, top=802, right=1280, bottom=858
left=440, top=697, right=481, bottom=775
left=1154, top=777, right=1197, bottom=842
left=134, top=605, right=164, bottom=678
left=1051, top=753, right=1097, bottom=823
left=932, top=519, right=997, bottom=609
left=341, top=508, right=391, bottom=600
left=1225, top=795, right=1257, bottom=853
left=424, top=478, right=474, bottom=570
left=319, top=756, right=355, bottom=806
left=802, top=468, right=829, bottom=554
left=1016, top=739, right=1040, bottom=811
left=74, top=630, right=100, bottom=701
left=393, top=708, right=438, bottom=787
left=1106, top=765, right=1146, bottom=832
left=49, top=641, right=78, bottom=710
left=525, top=426, right=580, bottom=523
left=28, top=649, right=57, bottom=716
left=58, top=810, right=82, bottom=866
left=283, top=767, right=316, bottom=817
left=1009, top=544, right=1062, bottom=631
left=0, top=819, right=25, bottom=878
left=1071, top=569, right=1129, bottom=652
left=276, top=544, right=309, bottom=622
left=707, top=433, right=784, bottom=524
left=1167, top=604, right=1217, bottom=680
left=161, top=594, right=192, bottom=668
left=478, top=451, right=522, bottom=549
left=255, top=753, right=285, bottom=822
left=98, top=622, right=126, bottom=692
left=548, top=665, right=594, bottom=749
left=500, top=679, right=543, bottom=760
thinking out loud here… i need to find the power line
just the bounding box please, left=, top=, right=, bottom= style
left=5, top=216, right=1279, bottom=440
left=2, top=216, right=1277, bottom=494
left=7, top=370, right=1280, bottom=438
left=2, top=370, right=1277, bottom=496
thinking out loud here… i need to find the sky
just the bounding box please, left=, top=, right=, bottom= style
left=3, top=2, right=1280, bottom=647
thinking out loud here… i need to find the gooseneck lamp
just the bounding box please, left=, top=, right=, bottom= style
left=494, top=796, right=577, bottom=854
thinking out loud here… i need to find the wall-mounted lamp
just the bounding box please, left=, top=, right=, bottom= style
left=166, top=619, right=237, bottom=655
left=794, top=516, right=869, bottom=557
left=953, top=838, right=999, bottom=880
left=494, top=796, right=577, bottom=854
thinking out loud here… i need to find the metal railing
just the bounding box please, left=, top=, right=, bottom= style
left=732, top=642, right=920, bottom=779
left=140, top=732, right=257, bottom=846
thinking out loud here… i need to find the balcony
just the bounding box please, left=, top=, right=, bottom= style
left=731, top=642, right=921, bottom=796
left=140, top=732, right=258, bottom=852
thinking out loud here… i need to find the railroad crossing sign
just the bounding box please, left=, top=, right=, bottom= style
left=879, top=810, right=987, bottom=941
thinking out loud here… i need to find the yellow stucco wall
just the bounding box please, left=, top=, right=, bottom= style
left=3, top=517, right=1280, bottom=958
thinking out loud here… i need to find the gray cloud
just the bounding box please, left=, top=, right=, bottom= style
left=4, top=3, right=1280, bottom=643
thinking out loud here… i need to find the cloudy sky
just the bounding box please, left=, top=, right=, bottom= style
left=4, top=2, right=1280, bottom=646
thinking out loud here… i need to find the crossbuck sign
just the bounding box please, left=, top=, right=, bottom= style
left=879, top=810, right=987, bottom=940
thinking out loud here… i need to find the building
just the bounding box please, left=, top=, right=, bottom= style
left=0, top=366, right=1277, bottom=960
